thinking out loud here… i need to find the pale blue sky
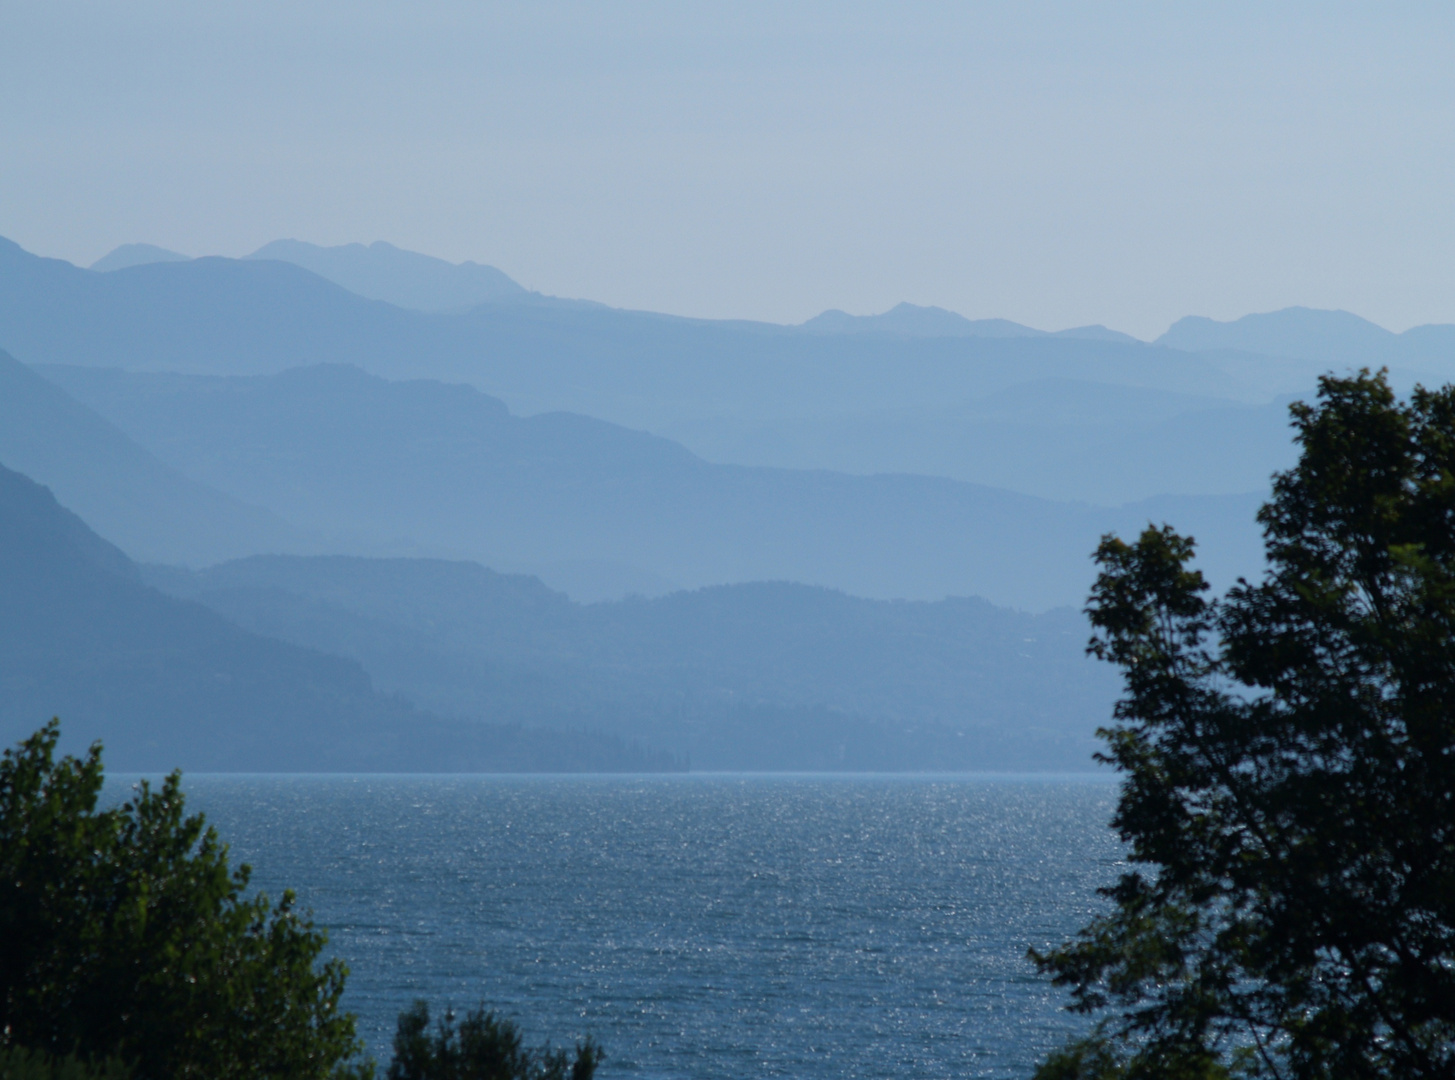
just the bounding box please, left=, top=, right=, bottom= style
left=2, top=2, right=1452, bottom=337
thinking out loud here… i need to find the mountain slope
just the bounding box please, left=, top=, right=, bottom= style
left=245, top=239, right=530, bottom=311
left=0, top=237, right=1254, bottom=428
left=0, top=462, right=675, bottom=772
left=1158, top=306, right=1455, bottom=373
left=145, top=555, right=1120, bottom=771
left=0, top=237, right=414, bottom=378
left=91, top=243, right=190, bottom=272
left=0, top=236, right=1313, bottom=499
left=658, top=378, right=1302, bottom=504
left=801, top=302, right=1140, bottom=344
left=39, top=362, right=1266, bottom=609
left=3, top=236, right=1332, bottom=516
left=0, top=348, right=302, bottom=565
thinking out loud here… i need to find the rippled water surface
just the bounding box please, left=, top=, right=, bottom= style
left=107, top=774, right=1119, bottom=1078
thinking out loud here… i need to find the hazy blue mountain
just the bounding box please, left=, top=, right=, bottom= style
left=144, top=554, right=1120, bottom=770
left=802, top=304, right=1046, bottom=338
left=0, top=462, right=674, bottom=772
left=659, top=378, right=1302, bottom=504
left=0, top=348, right=303, bottom=565
left=524, top=559, right=681, bottom=602
left=245, top=238, right=531, bottom=312
left=801, top=302, right=1142, bottom=344
left=0, top=236, right=1255, bottom=431
left=90, top=243, right=190, bottom=272
left=1158, top=306, right=1455, bottom=374
left=0, top=236, right=397, bottom=377
left=1052, top=324, right=1143, bottom=344
left=0, top=235, right=1354, bottom=505
left=39, top=362, right=1266, bottom=609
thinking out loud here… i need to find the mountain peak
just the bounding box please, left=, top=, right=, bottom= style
left=90, top=243, right=190, bottom=272
left=801, top=303, right=1044, bottom=339
left=1156, top=307, right=1397, bottom=361
left=245, top=238, right=528, bottom=312
left=800, top=304, right=1142, bottom=343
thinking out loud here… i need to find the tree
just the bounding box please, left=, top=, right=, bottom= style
left=0, top=1046, right=130, bottom=1080
left=1031, top=371, right=1455, bottom=1079
left=0, top=1047, right=130, bottom=1080
left=0, top=721, right=368, bottom=1080
left=385, top=1001, right=602, bottom=1080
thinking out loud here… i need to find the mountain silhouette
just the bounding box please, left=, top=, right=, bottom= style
left=0, top=348, right=300, bottom=564
left=1157, top=306, right=1455, bottom=368
left=801, top=302, right=1141, bottom=343
left=802, top=304, right=1045, bottom=338
left=0, top=236, right=1248, bottom=429
left=658, top=377, right=1302, bottom=505
left=146, top=554, right=1120, bottom=770
left=0, top=461, right=675, bottom=772
left=245, top=238, right=531, bottom=312
left=39, top=361, right=1266, bottom=609
left=0, top=232, right=1304, bottom=504
left=90, top=243, right=190, bottom=272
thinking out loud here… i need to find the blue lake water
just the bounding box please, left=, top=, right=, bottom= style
left=106, top=774, right=1120, bottom=1079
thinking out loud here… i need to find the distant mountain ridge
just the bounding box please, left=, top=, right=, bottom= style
left=0, top=449, right=1116, bottom=771
left=245, top=239, right=533, bottom=312
left=0, top=347, right=302, bottom=565
left=73, top=238, right=1455, bottom=371
left=38, top=361, right=1267, bottom=609
left=90, top=236, right=571, bottom=314
left=801, top=302, right=1141, bottom=343
left=90, top=243, right=190, bottom=272
left=0, top=461, right=673, bottom=772
left=8, top=234, right=1451, bottom=531
left=663, top=379, right=1303, bottom=505
left=1157, top=306, right=1455, bottom=367
left=0, top=236, right=1254, bottom=422
left=144, top=554, right=1119, bottom=771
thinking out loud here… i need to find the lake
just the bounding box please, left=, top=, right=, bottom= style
left=107, top=774, right=1121, bottom=1079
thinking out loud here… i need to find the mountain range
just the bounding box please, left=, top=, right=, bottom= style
left=0, top=461, right=673, bottom=772
left=3, top=232, right=1445, bottom=771
left=142, top=554, right=1119, bottom=771
left=36, top=361, right=1266, bottom=608
left=0, top=451, right=1114, bottom=771
left=0, top=348, right=301, bottom=565
left=87, top=238, right=1455, bottom=372
left=12, top=237, right=1451, bottom=505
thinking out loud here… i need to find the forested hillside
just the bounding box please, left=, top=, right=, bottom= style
left=0, top=462, right=672, bottom=772
left=146, top=554, right=1120, bottom=770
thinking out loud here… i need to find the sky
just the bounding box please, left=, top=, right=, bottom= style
left=2, top=2, right=1453, bottom=338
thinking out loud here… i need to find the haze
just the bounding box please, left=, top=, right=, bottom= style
left=4, top=2, right=1455, bottom=338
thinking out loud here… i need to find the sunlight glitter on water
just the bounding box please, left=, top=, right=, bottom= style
left=107, top=774, right=1120, bottom=1079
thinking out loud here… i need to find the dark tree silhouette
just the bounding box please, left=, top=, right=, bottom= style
left=386, top=1001, right=602, bottom=1080
left=1032, top=371, right=1455, bottom=1079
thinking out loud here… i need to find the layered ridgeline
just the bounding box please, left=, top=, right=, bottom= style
left=9, top=236, right=1447, bottom=505
left=0, top=462, right=672, bottom=772
left=0, top=457, right=1113, bottom=771
left=0, top=234, right=1395, bottom=771
left=143, top=555, right=1118, bottom=771
left=0, top=348, right=301, bottom=564
left=38, top=362, right=1265, bottom=609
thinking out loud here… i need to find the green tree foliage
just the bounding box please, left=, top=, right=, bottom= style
left=0, top=1046, right=130, bottom=1080
left=0, top=721, right=368, bottom=1080
left=386, top=1001, right=602, bottom=1080
left=1032, top=371, right=1455, bottom=1079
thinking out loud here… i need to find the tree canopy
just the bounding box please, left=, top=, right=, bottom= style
left=1033, top=371, right=1455, bottom=1079
left=0, top=721, right=366, bottom=1080
left=386, top=1001, right=602, bottom=1080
